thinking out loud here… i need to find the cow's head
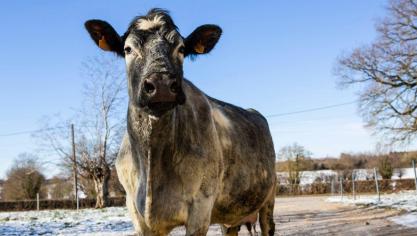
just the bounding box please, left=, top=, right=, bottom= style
left=84, top=9, right=222, bottom=117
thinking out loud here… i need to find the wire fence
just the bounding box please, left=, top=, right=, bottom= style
left=276, top=178, right=416, bottom=196
left=277, top=162, right=417, bottom=197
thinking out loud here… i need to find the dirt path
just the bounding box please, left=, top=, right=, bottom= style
left=273, top=196, right=414, bottom=236
left=170, top=195, right=415, bottom=235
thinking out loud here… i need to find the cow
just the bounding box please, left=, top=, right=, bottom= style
left=84, top=8, right=276, bottom=236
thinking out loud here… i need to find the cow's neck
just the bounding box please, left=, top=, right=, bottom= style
left=127, top=99, right=202, bottom=217
left=127, top=81, right=209, bottom=164
left=127, top=103, right=177, bottom=161
left=126, top=80, right=214, bottom=217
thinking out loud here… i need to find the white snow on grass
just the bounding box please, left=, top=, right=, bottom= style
left=327, top=191, right=417, bottom=228
left=0, top=207, right=134, bottom=236
left=0, top=207, right=226, bottom=236
left=390, top=213, right=417, bottom=229
left=327, top=190, right=417, bottom=211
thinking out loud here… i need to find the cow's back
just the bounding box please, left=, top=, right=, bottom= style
left=208, top=97, right=276, bottom=225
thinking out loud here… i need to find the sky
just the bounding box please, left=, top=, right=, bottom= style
left=0, top=0, right=413, bottom=178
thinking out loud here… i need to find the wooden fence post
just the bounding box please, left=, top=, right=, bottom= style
left=340, top=177, right=343, bottom=200
left=373, top=168, right=380, bottom=202
left=71, top=124, right=79, bottom=211
left=331, top=178, right=335, bottom=196
left=36, top=193, right=40, bottom=211
left=352, top=171, right=356, bottom=200
left=412, top=160, right=417, bottom=192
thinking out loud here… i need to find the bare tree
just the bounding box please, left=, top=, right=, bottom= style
left=3, top=153, right=46, bottom=201
left=49, top=175, right=73, bottom=199
left=35, top=54, right=126, bottom=208
left=378, top=155, right=394, bottom=179
left=278, top=143, right=312, bottom=188
left=109, top=167, right=125, bottom=197
left=335, top=0, right=417, bottom=144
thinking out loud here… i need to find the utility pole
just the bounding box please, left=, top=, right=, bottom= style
left=71, top=124, right=79, bottom=210
left=352, top=171, right=356, bottom=200
left=36, top=193, right=39, bottom=211
left=374, top=168, right=380, bottom=202
left=412, top=160, right=417, bottom=192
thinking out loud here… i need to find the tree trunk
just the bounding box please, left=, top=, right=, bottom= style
left=94, top=174, right=110, bottom=208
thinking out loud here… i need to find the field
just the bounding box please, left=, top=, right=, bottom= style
left=1, top=192, right=417, bottom=235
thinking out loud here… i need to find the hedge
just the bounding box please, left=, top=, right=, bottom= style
left=0, top=197, right=126, bottom=212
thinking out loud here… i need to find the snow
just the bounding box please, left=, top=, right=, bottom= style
left=390, top=213, right=417, bottom=229
left=353, top=169, right=374, bottom=180
left=0, top=207, right=135, bottom=236
left=277, top=170, right=337, bottom=185
left=327, top=190, right=417, bottom=211
left=392, top=168, right=417, bottom=180
left=327, top=191, right=417, bottom=228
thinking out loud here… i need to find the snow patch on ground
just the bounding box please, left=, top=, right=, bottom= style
left=0, top=207, right=134, bottom=235
left=389, top=213, right=417, bottom=229
left=327, top=191, right=417, bottom=228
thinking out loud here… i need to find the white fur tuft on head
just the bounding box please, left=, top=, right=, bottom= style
left=136, top=15, right=164, bottom=31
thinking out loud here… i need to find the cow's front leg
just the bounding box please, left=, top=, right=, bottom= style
left=126, top=196, right=142, bottom=233
left=126, top=196, right=154, bottom=236
left=185, top=196, right=215, bottom=236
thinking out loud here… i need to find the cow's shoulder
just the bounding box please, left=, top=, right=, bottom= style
left=182, top=79, right=268, bottom=130
left=207, top=96, right=268, bottom=127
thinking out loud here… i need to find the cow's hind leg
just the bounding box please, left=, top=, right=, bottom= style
left=259, top=196, right=275, bottom=236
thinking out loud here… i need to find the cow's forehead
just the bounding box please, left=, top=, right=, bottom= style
left=127, top=9, right=177, bottom=32
left=136, top=14, right=165, bottom=31
left=125, top=10, right=182, bottom=44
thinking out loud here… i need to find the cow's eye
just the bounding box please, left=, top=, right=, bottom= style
left=178, top=46, right=185, bottom=54
left=124, top=46, right=132, bottom=54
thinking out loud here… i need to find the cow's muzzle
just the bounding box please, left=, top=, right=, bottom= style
left=143, top=73, right=179, bottom=104
left=139, top=73, right=185, bottom=116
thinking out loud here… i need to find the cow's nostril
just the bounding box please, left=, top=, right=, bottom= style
left=170, top=82, right=179, bottom=94
left=144, top=80, right=156, bottom=94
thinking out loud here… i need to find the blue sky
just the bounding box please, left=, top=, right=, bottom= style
left=0, top=0, right=411, bottom=178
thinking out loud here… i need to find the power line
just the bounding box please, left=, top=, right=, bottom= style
left=0, top=126, right=68, bottom=137
left=265, top=100, right=357, bottom=118
left=0, top=100, right=358, bottom=137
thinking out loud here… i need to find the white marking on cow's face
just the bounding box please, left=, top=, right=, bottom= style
left=165, top=29, right=185, bottom=64
left=166, top=30, right=177, bottom=43
left=173, top=42, right=185, bottom=64
left=148, top=115, right=159, bottom=121
left=124, top=35, right=142, bottom=67
left=212, top=108, right=232, bottom=130
left=136, top=15, right=164, bottom=31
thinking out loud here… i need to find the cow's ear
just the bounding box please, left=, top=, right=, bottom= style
left=184, top=24, right=222, bottom=58
left=84, top=19, right=124, bottom=57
